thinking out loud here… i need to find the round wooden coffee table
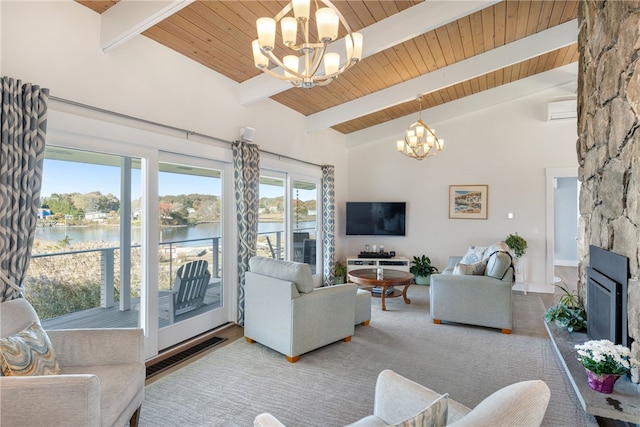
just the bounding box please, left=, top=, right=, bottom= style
left=347, top=268, right=414, bottom=311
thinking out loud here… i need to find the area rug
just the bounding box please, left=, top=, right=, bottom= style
left=139, top=286, right=598, bottom=426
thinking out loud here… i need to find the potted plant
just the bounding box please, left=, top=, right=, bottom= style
left=410, top=255, right=438, bottom=285
left=505, top=233, right=527, bottom=259
left=334, top=260, right=347, bottom=285
left=575, top=339, right=634, bottom=393
left=543, top=282, right=587, bottom=332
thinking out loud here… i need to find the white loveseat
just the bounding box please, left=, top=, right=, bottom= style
left=254, top=369, right=551, bottom=426
left=430, top=243, right=516, bottom=333
left=244, top=256, right=358, bottom=363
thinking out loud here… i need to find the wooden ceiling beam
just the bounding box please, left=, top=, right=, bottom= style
left=238, top=0, right=501, bottom=105
left=304, top=19, right=577, bottom=133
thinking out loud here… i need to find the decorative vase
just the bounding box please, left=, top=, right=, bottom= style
left=414, top=275, right=430, bottom=286
left=584, top=368, right=620, bottom=393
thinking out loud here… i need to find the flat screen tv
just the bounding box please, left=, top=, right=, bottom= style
left=346, top=202, right=406, bottom=236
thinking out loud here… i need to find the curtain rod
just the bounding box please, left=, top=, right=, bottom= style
left=48, top=95, right=325, bottom=168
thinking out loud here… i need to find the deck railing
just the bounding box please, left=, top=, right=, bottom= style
left=27, top=227, right=316, bottom=326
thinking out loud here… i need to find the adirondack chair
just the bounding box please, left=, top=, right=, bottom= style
left=159, top=260, right=211, bottom=323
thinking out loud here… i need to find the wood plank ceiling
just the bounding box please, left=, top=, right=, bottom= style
left=77, top=0, right=578, bottom=135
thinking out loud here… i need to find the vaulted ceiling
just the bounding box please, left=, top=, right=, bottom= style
left=77, top=0, right=579, bottom=137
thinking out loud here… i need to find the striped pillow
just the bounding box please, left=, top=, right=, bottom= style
left=0, top=322, right=61, bottom=376
left=393, top=393, right=448, bottom=427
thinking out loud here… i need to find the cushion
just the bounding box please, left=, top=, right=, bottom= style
left=485, top=251, right=513, bottom=280
left=0, top=321, right=60, bottom=376
left=452, top=260, right=487, bottom=275
left=460, top=246, right=488, bottom=265
left=393, top=393, right=448, bottom=427
left=249, top=256, right=315, bottom=293
left=483, top=241, right=511, bottom=260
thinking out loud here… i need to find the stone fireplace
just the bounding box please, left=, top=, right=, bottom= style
left=577, top=1, right=639, bottom=362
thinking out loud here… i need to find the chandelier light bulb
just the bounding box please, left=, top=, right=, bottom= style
left=252, top=40, right=268, bottom=68
left=292, top=0, right=310, bottom=22
left=396, top=140, right=404, bottom=152
left=283, top=55, right=299, bottom=78
left=256, top=17, right=276, bottom=51
left=415, top=125, right=424, bottom=138
left=316, top=7, right=339, bottom=42
left=281, top=17, right=297, bottom=46
left=324, top=52, right=340, bottom=76
left=346, top=33, right=363, bottom=62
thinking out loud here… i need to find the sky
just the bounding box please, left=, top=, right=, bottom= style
left=40, top=159, right=220, bottom=200
left=40, top=159, right=306, bottom=200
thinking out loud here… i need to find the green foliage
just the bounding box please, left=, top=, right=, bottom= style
left=334, top=260, right=347, bottom=278
left=58, top=235, right=73, bottom=247
left=505, top=233, right=527, bottom=259
left=410, top=255, right=438, bottom=277
left=544, top=282, right=587, bottom=332
left=25, top=279, right=104, bottom=320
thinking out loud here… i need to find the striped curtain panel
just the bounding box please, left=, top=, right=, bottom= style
left=322, top=165, right=336, bottom=286
left=233, top=140, right=259, bottom=325
left=0, top=77, right=49, bottom=302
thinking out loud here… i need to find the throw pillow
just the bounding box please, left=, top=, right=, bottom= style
left=485, top=251, right=513, bottom=280
left=483, top=241, right=511, bottom=260
left=393, top=393, right=448, bottom=427
left=460, top=245, right=488, bottom=265
left=452, top=260, right=487, bottom=275
left=0, top=321, right=61, bottom=376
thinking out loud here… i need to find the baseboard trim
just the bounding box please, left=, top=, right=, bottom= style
left=513, top=282, right=554, bottom=294
left=554, top=259, right=578, bottom=267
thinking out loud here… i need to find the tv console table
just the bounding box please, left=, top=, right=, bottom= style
left=346, top=257, right=410, bottom=273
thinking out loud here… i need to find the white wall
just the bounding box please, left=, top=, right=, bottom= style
left=345, top=88, right=578, bottom=293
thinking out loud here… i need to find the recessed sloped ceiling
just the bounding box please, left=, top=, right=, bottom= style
left=77, top=0, right=578, bottom=134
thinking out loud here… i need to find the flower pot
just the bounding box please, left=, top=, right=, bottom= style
left=585, top=368, right=620, bottom=393
left=414, top=275, right=430, bottom=286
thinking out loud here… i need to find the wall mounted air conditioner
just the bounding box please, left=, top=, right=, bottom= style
left=547, top=99, right=577, bottom=121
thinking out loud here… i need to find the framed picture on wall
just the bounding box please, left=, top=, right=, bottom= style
left=449, top=185, right=488, bottom=219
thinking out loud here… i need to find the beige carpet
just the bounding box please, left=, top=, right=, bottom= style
left=140, top=286, right=598, bottom=426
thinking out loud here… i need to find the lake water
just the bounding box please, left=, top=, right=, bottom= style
left=35, top=222, right=316, bottom=244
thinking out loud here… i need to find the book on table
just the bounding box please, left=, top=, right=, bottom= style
left=371, top=286, right=394, bottom=295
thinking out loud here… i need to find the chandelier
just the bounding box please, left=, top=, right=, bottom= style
left=251, top=0, right=363, bottom=88
left=396, top=97, right=444, bottom=160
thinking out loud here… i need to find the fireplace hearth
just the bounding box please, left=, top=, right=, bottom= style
left=586, top=245, right=630, bottom=348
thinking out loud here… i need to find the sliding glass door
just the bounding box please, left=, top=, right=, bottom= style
left=157, top=153, right=229, bottom=350
left=257, top=171, right=321, bottom=276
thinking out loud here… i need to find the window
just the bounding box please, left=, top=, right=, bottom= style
left=26, top=146, right=142, bottom=329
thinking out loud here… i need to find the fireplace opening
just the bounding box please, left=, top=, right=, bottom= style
left=586, top=245, right=630, bottom=347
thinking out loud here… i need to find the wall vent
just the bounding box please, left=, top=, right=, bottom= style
left=547, top=99, right=577, bottom=121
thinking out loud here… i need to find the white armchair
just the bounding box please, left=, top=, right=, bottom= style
left=244, top=256, right=357, bottom=363
left=0, top=298, right=145, bottom=427
left=255, top=369, right=551, bottom=426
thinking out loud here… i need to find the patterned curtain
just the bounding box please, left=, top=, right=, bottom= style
left=233, top=140, right=259, bottom=325
left=0, top=77, right=49, bottom=302
left=322, top=165, right=336, bottom=286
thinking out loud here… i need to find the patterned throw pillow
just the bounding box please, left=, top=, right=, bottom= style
left=452, top=260, right=487, bottom=275
left=0, top=322, right=61, bottom=376
left=460, top=245, right=488, bottom=265
left=393, top=393, right=448, bottom=427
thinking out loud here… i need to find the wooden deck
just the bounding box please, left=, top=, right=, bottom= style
left=42, top=282, right=222, bottom=330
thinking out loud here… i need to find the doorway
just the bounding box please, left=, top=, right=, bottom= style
left=545, top=168, right=579, bottom=290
